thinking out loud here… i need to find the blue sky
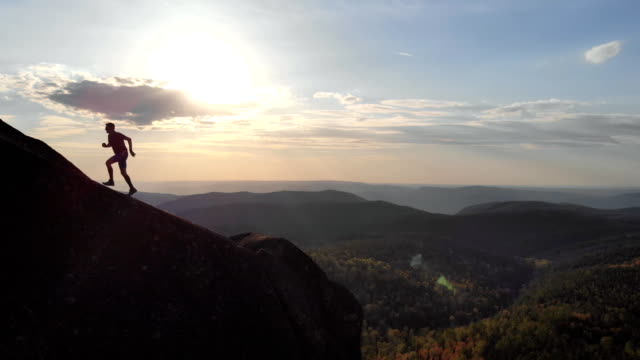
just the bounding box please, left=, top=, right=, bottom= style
left=1, top=0, right=639, bottom=186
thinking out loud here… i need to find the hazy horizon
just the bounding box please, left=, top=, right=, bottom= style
left=117, top=179, right=640, bottom=197
left=2, top=0, right=640, bottom=186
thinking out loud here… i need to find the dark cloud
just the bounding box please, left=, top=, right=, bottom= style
left=113, top=77, right=135, bottom=85
left=48, top=80, right=228, bottom=125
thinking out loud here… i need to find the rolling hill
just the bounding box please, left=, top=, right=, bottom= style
left=161, top=192, right=640, bottom=257
left=150, top=182, right=640, bottom=214
left=159, top=189, right=366, bottom=214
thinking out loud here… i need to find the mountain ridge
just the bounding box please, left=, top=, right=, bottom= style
left=143, top=181, right=640, bottom=215
left=159, top=189, right=366, bottom=214
left=457, top=200, right=640, bottom=217
left=161, top=190, right=640, bottom=257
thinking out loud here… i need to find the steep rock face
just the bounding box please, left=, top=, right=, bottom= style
left=231, top=233, right=363, bottom=360
left=0, top=120, right=362, bottom=359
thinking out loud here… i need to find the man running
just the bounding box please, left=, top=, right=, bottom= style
left=102, top=122, right=137, bottom=196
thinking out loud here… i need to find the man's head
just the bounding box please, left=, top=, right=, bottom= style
left=105, top=122, right=115, bottom=134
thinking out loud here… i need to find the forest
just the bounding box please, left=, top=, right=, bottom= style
left=310, top=234, right=640, bottom=359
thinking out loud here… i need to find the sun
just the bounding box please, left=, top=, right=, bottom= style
left=142, top=25, right=263, bottom=105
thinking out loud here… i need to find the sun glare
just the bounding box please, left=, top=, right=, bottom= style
left=141, top=24, right=264, bottom=105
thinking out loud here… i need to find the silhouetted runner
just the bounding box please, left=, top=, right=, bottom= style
left=102, top=123, right=137, bottom=196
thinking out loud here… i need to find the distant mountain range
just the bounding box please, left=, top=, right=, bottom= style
left=133, top=191, right=180, bottom=205
left=458, top=200, right=640, bottom=219
left=137, top=181, right=640, bottom=214
left=159, top=190, right=366, bottom=214
left=156, top=190, right=640, bottom=257
left=347, top=185, right=640, bottom=214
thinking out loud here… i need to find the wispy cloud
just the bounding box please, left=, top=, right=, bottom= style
left=223, top=92, right=631, bottom=150
left=482, top=99, right=588, bottom=119
left=255, top=95, right=636, bottom=149
left=313, top=91, right=362, bottom=105
left=257, top=111, right=627, bottom=149
left=380, top=98, right=472, bottom=109
left=31, top=115, right=90, bottom=139
left=344, top=103, right=399, bottom=114
left=584, top=40, right=623, bottom=64
left=0, top=74, right=9, bottom=93
left=396, top=52, right=413, bottom=57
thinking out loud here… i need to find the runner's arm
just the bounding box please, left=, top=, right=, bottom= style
left=124, top=135, right=136, bottom=157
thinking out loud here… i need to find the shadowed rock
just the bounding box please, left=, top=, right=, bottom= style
left=232, top=233, right=363, bottom=360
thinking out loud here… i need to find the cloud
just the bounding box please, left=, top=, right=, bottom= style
left=263, top=114, right=624, bottom=149
left=380, top=98, right=472, bottom=109
left=397, top=52, right=413, bottom=57
left=254, top=97, right=634, bottom=149
left=31, top=115, right=90, bottom=139
left=344, top=103, right=455, bottom=119
left=281, top=95, right=630, bottom=149
left=0, top=64, right=288, bottom=127
left=344, top=103, right=399, bottom=114
left=0, top=75, right=9, bottom=92
left=47, top=80, right=231, bottom=125
left=313, top=91, right=362, bottom=105
left=584, top=40, right=623, bottom=64
left=483, top=99, right=587, bottom=119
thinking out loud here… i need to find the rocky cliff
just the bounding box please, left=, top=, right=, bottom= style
left=0, top=120, right=362, bottom=359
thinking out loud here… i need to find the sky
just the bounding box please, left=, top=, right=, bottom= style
left=1, top=0, right=640, bottom=186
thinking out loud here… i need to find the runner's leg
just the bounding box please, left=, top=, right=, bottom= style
left=103, top=157, right=116, bottom=185
left=119, top=160, right=137, bottom=195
